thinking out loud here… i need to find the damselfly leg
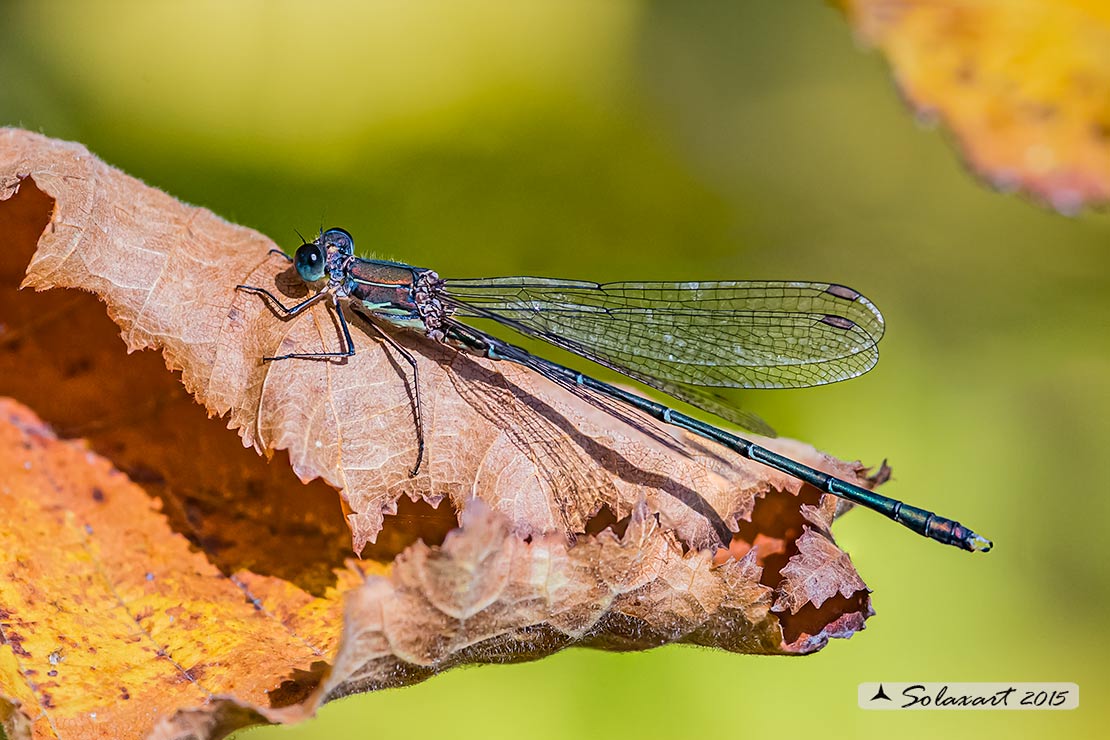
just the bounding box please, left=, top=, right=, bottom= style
left=236, top=279, right=427, bottom=476
left=234, top=284, right=356, bottom=362
left=354, top=307, right=427, bottom=477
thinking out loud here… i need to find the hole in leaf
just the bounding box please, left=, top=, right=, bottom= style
left=359, top=496, right=460, bottom=562
left=581, top=503, right=631, bottom=538
left=713, top=482, right=868, bottom=647
left=724, top=484, right=823, bottom=587
left=778, top=590, right=871, bottom=650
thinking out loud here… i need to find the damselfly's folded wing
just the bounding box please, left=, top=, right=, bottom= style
left=444, top=278, right=883, bottom=387
left=441, top=278, right=883, bottom=435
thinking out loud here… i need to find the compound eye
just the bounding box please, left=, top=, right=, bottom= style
left=293, top=242, right=327, bottom=283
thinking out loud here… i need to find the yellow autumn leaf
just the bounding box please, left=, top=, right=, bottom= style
left=836, top=0, right=1110, bottom=213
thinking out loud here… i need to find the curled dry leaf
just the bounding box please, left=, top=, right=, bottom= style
left=0, top=128, right=877, bottom=739
left=835, top=0, right=1110, bottom=213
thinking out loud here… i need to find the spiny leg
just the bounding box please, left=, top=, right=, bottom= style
left=237, top=285, right=355, bottom=361
left=235, top=283, right=327, bottom=317
left=363, top=317, right=426, bottom=478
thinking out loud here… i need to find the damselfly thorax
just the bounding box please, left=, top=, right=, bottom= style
left=311, top=228, right=453, bottom=339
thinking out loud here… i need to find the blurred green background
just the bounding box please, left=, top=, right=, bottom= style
left=2, top=1, right=1107, bottom=738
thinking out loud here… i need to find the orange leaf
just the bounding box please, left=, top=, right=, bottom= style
left=836, top=0, right=1110, bottom=213
left=1, top=128, right=877, bottom=739
left=0, top=398, right=336, bottom=738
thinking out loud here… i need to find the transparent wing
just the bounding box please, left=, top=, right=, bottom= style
left=443, top=278, right=884, bottom=389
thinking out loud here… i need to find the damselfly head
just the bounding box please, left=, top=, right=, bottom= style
left=294, top=227, right=354, bottom=284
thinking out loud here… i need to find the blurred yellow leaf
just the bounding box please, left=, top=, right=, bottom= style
left=836, top=0, right=1110, bottom=213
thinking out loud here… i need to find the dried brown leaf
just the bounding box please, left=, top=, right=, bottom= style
left=0, top=128, right=878, bottom=739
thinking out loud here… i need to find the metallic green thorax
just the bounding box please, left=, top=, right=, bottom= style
left=346, top=258, right=427, bottom=328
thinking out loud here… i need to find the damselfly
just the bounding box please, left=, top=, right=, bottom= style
left=237, top=228, right=991, bottom=553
